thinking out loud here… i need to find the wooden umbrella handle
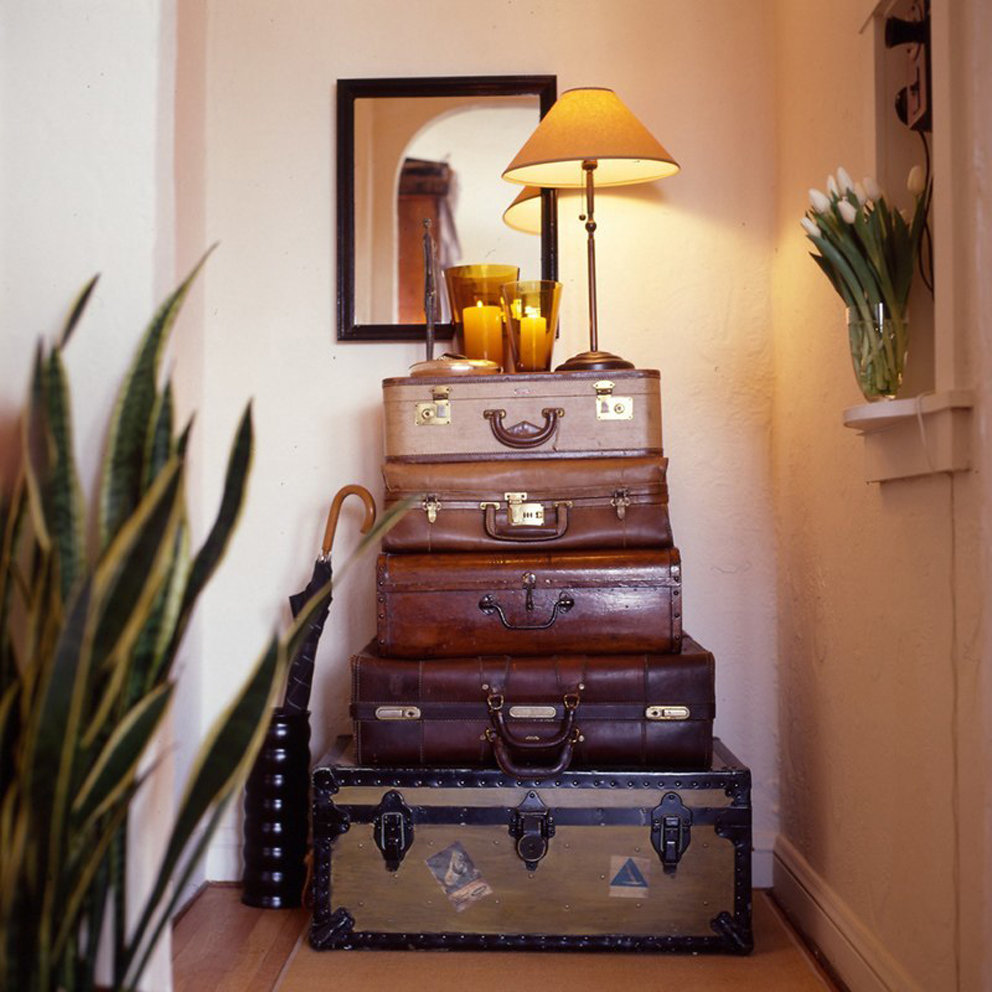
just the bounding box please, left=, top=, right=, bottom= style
left=321, top=484, right=376, bottom=557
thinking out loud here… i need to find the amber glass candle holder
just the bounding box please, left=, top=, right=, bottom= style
left=501, top=280, right=562, bottom=372
left=444, top=264, right=519, bottom=366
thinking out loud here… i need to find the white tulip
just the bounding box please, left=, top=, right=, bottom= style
left=863, top=176, right=882, bottom=200
left=801, top=216, right=821, bottom=237
left=809, top=188, right=832, bottom=213
left=836, top=166, right=855, bottom=193
left=838, top=200, right=859, bottom=224
left=907, top=164, right=926, bottom=196
left=853, top=182, right=868, bottom=205
left=827, top=174, right=840, bottom=197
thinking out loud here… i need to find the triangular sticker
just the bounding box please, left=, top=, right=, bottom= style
left=610, top=857, right=649, bottom=888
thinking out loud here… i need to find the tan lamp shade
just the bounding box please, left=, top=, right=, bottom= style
left=502, top=185, right=543, bottom=234
left=502, top=87, right=679, bottom=188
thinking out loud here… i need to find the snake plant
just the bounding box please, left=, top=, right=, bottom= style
left=0, top=256, right=328, bottom=991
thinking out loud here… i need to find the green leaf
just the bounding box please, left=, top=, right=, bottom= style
left=98, top=248, right=214, bottom=552
left=121, top=632, right=286, bottom=985
left=58, top=274, right=99, bottom=349
left=142, top=380, right=175, bottom=494
left=73, top=683, right=172, bottom=827
left=43, top=348, right=85, bottom=607
left=167, top=403, right=252, bottom=661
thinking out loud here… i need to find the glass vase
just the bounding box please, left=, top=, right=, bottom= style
left=846, top=302, right=908, bottom=401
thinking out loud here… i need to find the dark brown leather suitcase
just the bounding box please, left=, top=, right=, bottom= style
left=351, top=636, right=714, bottom=773
left=375, top=548, right=682, bottom=658
left=380, top=454, right=672, bottom=553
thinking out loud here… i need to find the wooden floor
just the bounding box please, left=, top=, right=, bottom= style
left=173, top=885, right=841, bottom=992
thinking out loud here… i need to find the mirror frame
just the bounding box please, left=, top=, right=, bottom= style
left=336, top=75, right=558, bottom=342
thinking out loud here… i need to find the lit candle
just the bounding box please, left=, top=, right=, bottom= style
left=462, top=302, right=503, bottom=361
left=518, top=315, right=547, bottom=370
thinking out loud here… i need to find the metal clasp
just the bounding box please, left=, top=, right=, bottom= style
left=372, top=790, right=414, bottom=872
left=611, top=487, right=631, bottom=520
left=646, top=705, right=690, bottom=721
left=422, top=494, right=441, bottom=524
left=374, top=706, right=421, bottom=721
left=505, top=492, right=545, bottom=527
left=651, top=791, right=692, bottom=874
left=415, top=385, right=451, bottom=426
left=509, top=790, right=555, bottom=871
left=594, top=380, right=633, bottom=421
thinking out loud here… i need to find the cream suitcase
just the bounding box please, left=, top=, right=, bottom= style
left=381, top=369, right=663, bottom=462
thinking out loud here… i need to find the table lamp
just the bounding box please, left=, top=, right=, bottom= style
left=502, top=87, right=679, bottom=371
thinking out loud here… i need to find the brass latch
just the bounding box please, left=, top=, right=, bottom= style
left=415, top=385, right=451, bottom=426
left=594, top=380, right=634, bottom=421
left=611, top=487, right=631, bottom=520
left=422, top=494, right=441, bottom=524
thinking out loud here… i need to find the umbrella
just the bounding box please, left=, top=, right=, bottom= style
left=242, top=483, right=376, bottom=909
left=282, top=484, right=377, bottom=714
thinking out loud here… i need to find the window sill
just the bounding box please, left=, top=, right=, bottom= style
left=842, top=389, right=974, bottom=483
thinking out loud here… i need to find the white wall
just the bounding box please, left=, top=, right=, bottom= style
left=191, top=0, right=781, bottom=883
left=0, top=3, right=178, bottom=987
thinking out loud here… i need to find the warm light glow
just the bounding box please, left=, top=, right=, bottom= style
left=503, top=87, right=679, bottom=189
left=502, top=186, right=543, bottom=234
left=461, top=302, right=503, bottom=361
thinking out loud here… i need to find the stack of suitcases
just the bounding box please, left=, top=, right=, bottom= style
left=310, top=369, right=754, bottom=954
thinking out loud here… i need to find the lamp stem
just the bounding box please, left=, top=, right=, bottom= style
left=583, top=160, right=599, bottom=354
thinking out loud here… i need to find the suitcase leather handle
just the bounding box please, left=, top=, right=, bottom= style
left=478, top=591, right=574, bottom=630
left=486, top=692, right=580, bottom=750
left=481, top=502, right=570, bottom=542
left=485, top=726, right=580, bottom=778
left=482, top=407, right=563, bottom=449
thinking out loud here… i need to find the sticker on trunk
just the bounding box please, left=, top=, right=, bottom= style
left=609, top=855, right=651, bottom=898
left=425, top=842, right=493, bottom=912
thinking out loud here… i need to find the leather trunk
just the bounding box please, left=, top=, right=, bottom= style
left=382, top=369, right=662, bottom=462
left=381, top=454, right=672, bottom=553
left=375, top=548, right=682, bottom=658
left=351, top=636, right=715, bottom=772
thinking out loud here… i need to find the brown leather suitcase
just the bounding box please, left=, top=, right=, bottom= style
left=382, top=369, right=662, bottom=463
left=351, top=636, right=714, bottom=773
left=380, top=454, right=673, bottom=553
left=375, top=548, right=682, bottom=658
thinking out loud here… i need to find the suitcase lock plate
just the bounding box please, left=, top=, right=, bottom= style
left=651, top=791, right=693, bottom=874
left=415, top=386, right=451, bottom=426
left=505, top=492, right=544, bottom=527
left=594, top=380, right=633, bottom=421
left=510, top=790, right=555, bottom=871
left=372, top=790, right=414, bottom=872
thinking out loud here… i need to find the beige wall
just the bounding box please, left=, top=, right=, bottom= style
left=191, top=0, right=782, bottom=882
left=771, top=1, right=990, bottom=990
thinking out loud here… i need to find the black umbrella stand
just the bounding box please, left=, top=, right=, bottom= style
left=241, top=485, right=376, bottom=908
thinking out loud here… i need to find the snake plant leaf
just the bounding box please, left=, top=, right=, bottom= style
left=83, top=461, right=184, bottom=746
left=57, top=275, right=99, bottom=350
left=142, top=379, right=175, bottom=494
left=72, top=682, right=173, bottom=832
left=89, top=459, right=183, bottom=679
left=98, top=248, right=214, bottom=552
left=43, top=348, right=85, bottom=607
left=121, top=632, right=284, bottom=985
left=22, top=344, right=52, bottom=556
left=167, top=402, right=252, bottom=660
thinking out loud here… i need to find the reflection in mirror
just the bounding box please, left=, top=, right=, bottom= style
left=338, top=77, right=557, bottom=342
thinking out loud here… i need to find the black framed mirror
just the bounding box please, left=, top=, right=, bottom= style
left=336, top=75, right=558, bottom=342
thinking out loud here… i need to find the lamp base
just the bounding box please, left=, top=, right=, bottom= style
left=554, top=349, right=635, bottom=372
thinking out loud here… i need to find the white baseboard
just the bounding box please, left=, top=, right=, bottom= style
left=753, top=829, right=775, bottom=888
left=773, top=835, right=922, bottom=992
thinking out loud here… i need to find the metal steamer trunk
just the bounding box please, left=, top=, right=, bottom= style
left=310, top=739, right=753, bottom=954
